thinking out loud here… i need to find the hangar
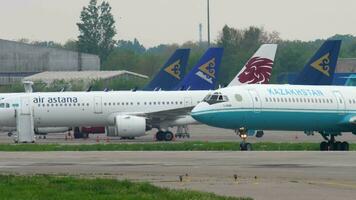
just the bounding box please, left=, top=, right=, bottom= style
left=0, top=39, right=100, bottom=85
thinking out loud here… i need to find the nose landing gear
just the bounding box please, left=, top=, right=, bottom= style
left=237, top=127, right=252, bottom=151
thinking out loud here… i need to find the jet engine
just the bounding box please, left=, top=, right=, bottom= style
left=112, top=115, right=147, bottom=137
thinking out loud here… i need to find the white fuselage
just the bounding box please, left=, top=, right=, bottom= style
left=0, top=90, right=208, bottom=128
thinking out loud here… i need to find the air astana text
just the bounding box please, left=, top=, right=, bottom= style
left=267, top=88, right=324, bottom=96
left=33, top=97, right=78, bottom=104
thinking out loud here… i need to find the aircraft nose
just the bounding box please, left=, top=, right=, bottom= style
left=191, top=102, right=211, bottom=122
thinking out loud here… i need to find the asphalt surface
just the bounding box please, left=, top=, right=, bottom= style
left=1, top=124, right=356, bottom=144
left=1, top=125, right=356, bottom=200
left=0, top=151, right=355, bottom=200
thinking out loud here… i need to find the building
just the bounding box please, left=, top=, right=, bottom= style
left=0, top=39, right=100, bottom=85
left=336, top=58, right=356, bottom=73
left=23, top=70, right=149, bottom=89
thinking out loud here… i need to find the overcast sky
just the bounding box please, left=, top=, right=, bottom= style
left=0, top=0, right=355, bottom=47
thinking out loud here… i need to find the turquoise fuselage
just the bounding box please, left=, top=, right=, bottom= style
left=191, top=85, right=356, bottom=134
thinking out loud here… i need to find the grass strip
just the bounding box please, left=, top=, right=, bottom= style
left=0, top=175, right=251, bottom=200
left=0, top=142, right=354, bottom=151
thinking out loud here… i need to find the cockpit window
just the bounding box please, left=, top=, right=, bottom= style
left=5, top=103, right=9, bottom=108
left=203, top=92, right=229, bottom=105
left=0, top=103, right=4, bottom=108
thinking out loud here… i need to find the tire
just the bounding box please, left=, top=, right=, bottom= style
left=164, top=131, right=174, bottom=141
left=74, top=132, right=83, bottom=139
left=245, top=143, right=253, bottom=151
left=320, top=141, right=328, bottom=151
left=156, top=131, right=164, bottom=141
left=334, top=141, right=342, bottom=151
left=240, top=143, right=247, bottom=151
left=341, top=141, right=349, bottom=151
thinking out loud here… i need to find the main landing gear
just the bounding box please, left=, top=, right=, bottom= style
left=319, top=133, right=349, bottom=151
left=237, top=127, right=252, bottom=151
left=176, top=125, right=190, bottom=139
left=156, top=130, right=174, bottom=141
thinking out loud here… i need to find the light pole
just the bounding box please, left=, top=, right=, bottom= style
left=207, top=0, right=210, bottom=46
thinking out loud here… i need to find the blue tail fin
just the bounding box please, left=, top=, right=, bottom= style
left=293, top=40, right=341, bottom=85
left=143, top=49, right=190, bottom=91
left=175, top=47, right=224, bottom=90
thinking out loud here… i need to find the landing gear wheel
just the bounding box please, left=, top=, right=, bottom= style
left=164, top=131, right=174, bottom=141
left=156, top=131, right=164, bottom=141
left=341, top=141, right=349, bottom=151
left=333, top=141, right=342, bottom=151
left=320, top=141, right=328, bottom=151
left=240, top=142, right=252, bottom=151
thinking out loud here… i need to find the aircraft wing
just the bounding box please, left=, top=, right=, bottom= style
left=123, top=106, right=194, bottom=126
left=146, top=106, right=194, bottom=125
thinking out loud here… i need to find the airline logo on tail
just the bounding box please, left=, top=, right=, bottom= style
left=238, top=57, right=273, bottom=84
left=164, top=60, right=181, bottom=80
left=310, top=53, right=330, bottom=76
left=195, top=58, right=216, bottom=84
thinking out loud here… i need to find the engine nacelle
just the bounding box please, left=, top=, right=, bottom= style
left=113, top=115, right=146, bottom=137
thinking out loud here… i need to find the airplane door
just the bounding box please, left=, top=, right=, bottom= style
left=20, top=96, right=31, bottom=115
left=248, top=89, right=262, bottom=113
left=333, top=91, right=346, bottom=114
left=184, top=97, right=192, bottom=107
left=94, top=96, right=103, bottom=114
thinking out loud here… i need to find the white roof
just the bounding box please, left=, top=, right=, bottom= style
left=23, top=70, right=148, bottom=83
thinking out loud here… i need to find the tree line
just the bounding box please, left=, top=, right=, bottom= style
left=18, top=0, right=356, bottom=88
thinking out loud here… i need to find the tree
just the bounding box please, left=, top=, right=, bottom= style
left=77, top=0, right=116, bottom=64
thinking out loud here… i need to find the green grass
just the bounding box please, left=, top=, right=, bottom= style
left=0, top=142, right=354, bottom=151
left=0, top=175, right=250, bottom=200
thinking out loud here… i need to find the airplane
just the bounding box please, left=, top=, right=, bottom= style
left=143, top=49, right=190, bottom=91
left=0, top=44, right=279, bottom=143
left=191, top=84, right=356, bottom=151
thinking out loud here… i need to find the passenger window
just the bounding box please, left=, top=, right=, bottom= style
left=104, top=103, right=107, bottom=106
left=265, top=98, right=268, bottom=102
left=255, top=97, right=258, bottom=102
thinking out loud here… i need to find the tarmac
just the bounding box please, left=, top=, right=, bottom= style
left=0, top=125, right=356, bottom=199
left=1, top=124, right=356, bottom=144
left=0, top=151, right=356, bottom=200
